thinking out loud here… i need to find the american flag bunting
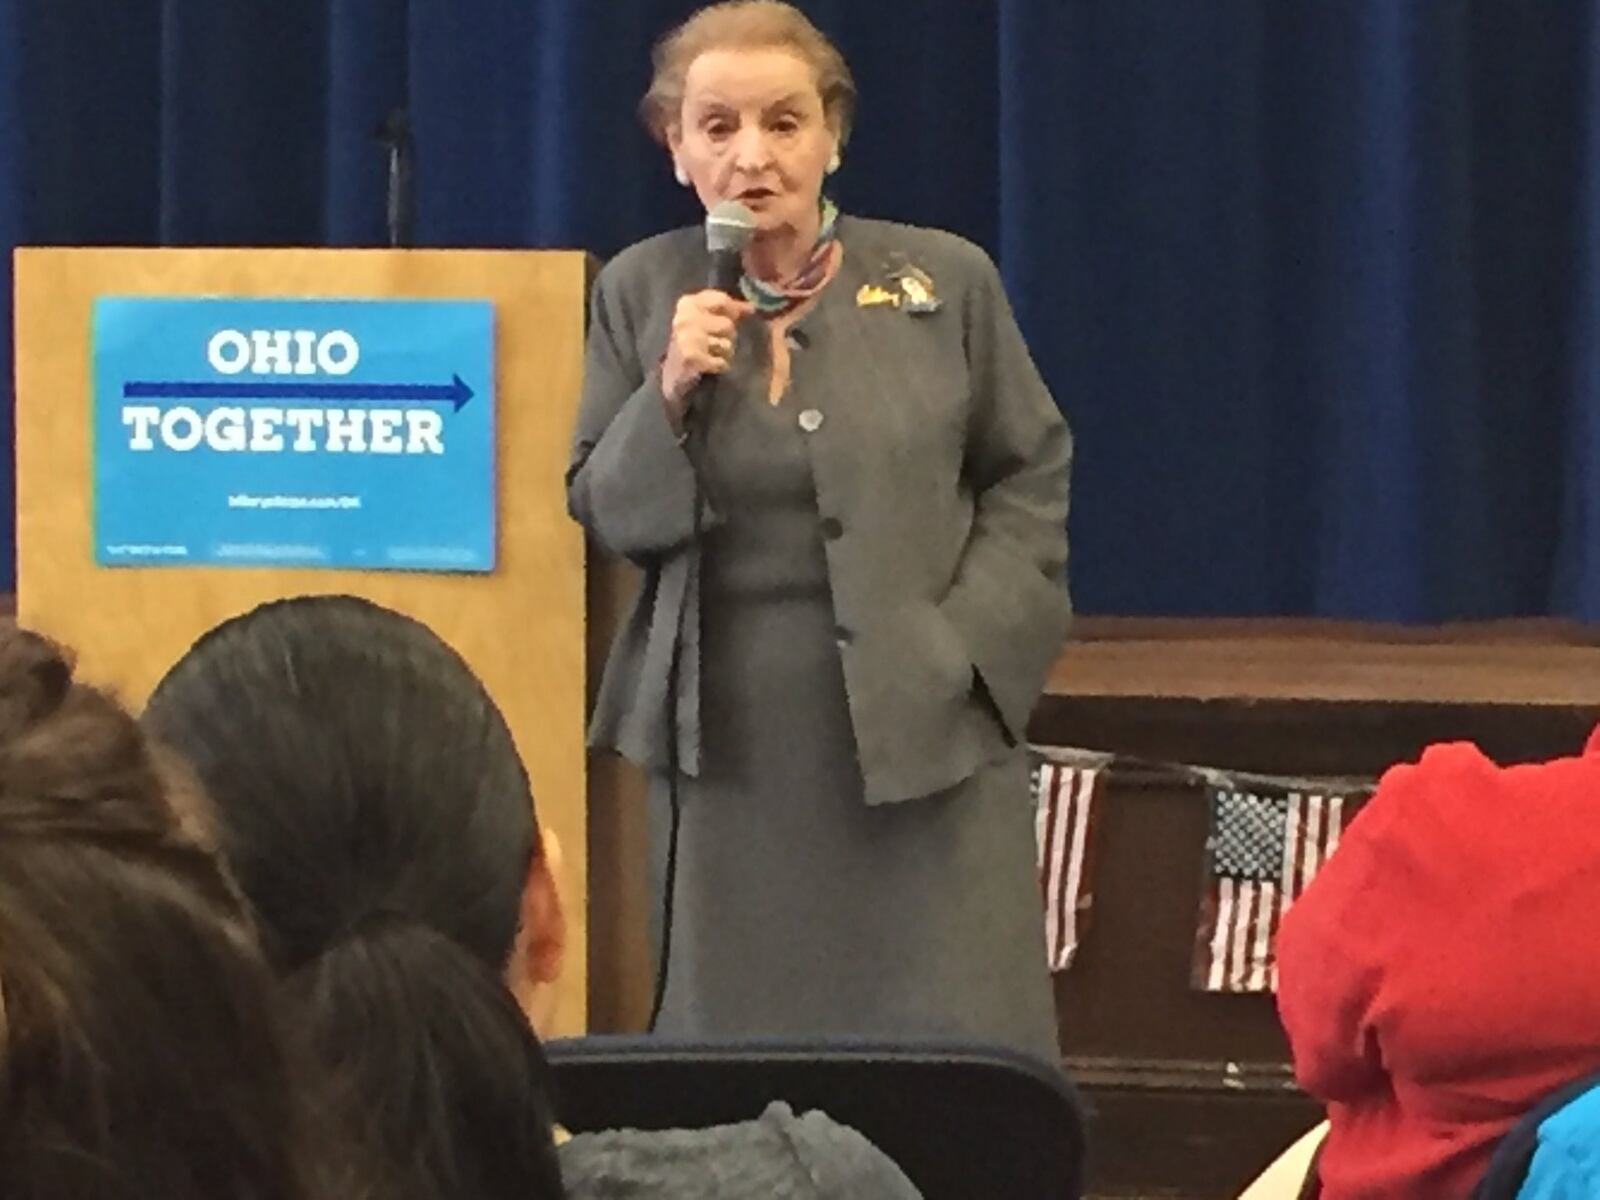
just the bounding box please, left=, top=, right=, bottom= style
left=1192, top=785, right=1361, bottom=993
left=1032, top=754, right=1106, bottom=973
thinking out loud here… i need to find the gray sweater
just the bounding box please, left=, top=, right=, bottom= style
left=557, top=1103, right=924, bottom=1199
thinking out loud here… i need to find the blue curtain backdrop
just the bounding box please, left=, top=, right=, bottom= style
left=3, top=0, right=1598, bottom=620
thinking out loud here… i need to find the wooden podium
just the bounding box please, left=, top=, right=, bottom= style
left=12, top=247, right=594, bottom=1035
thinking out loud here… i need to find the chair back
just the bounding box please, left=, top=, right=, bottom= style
left=545, top=1036, right=1087, bottom=1200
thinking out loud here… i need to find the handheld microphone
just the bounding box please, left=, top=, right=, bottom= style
left=705, top=199, right=755, bottom=294
left=681, top=200, right=756, bottom=429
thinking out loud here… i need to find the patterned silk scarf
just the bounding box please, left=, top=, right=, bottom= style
left=740, top=197, right=842, bottom=316
left=740, top=198, right=843, bottom=403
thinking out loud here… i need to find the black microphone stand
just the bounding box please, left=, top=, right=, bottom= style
left=375, top=108, right=416, bottom=248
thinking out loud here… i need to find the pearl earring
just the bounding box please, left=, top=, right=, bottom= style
left=674, top=163, right=689, bottom=186
left=826, top=150, right=841, bottom=175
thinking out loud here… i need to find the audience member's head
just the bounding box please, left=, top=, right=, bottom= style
left=144, top=595, right=566, bottom=1200
left=0, top=623, right=317, bottom=1200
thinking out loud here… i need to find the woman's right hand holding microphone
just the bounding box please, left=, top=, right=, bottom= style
left=661, top=290, right=754, bottom=426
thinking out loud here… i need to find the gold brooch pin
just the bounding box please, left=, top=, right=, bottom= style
left=890, top=264, right=941, bottom=314
left=856, top=283, right=901, bottom=308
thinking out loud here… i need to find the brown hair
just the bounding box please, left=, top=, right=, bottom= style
left=0, top=623, right=335, bottom=1199
left=640, top=1, right=857, bottom=145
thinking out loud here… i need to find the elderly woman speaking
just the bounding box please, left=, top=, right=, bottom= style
left=568, top=0, right=1072, bottom=1063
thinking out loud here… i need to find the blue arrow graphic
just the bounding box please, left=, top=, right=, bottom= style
left=122, top=374, right=475, bottom=412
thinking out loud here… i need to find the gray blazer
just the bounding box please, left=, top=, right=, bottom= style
left=567, top=215, right=1072, bottom=805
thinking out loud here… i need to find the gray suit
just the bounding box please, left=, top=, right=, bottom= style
left=570, top=216, right=1072, bottom=802
left=568, top=216, right=1071, bottom=1058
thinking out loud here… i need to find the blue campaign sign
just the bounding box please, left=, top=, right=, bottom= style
left=92, top=297, right=495, bottom=571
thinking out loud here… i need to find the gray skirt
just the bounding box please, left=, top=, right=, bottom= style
left=647, top=590, right=1060, bottom=1066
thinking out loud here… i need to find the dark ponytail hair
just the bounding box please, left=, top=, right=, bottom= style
left=144, top=595, right=537, bottom=973
left=291, top=920, right=563, bottom=1200
left=0, top=623, right=325, bottom=1200
left=144, top=596, right=562, bottom=1200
